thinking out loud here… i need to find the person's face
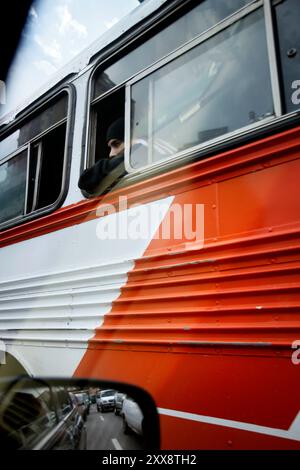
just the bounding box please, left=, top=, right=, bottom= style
left=107, top=139, right=124, bottom=158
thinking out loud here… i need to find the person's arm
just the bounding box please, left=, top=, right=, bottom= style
left=78, top=155, right=125, bottom=195
left=78, top=159, right=106, bottom=193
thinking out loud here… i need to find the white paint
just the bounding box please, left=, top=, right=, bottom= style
left=0, top=197, right=173, bottom=281
left=0, top=197, right=174, bottom=376
left=64, top=76, right=89, bottom=205
left=0, top=261, right=133, bottom=295
left=158, top=408, right=300, bottom=442
left=6, top=343, right=88, bottom=377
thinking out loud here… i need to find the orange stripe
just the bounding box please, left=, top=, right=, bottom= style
left=74, top=125, right=300, bottom=448
left=0, top=125, right=299, bottom=249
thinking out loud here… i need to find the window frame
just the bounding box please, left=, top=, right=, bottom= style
left=0, top=145, right=29, bottom=224
left=85, top=0, right=300, bottom=183
left=0, top=84, right=75, bottom=231
left=125, top=0, right=282, bottom=173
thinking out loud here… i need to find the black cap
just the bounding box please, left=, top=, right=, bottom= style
left=106, top=117, right=124, bottom=142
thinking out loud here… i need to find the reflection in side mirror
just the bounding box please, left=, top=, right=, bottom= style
left=0, top=377, right=160, bottom=450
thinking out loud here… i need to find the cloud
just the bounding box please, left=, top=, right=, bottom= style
left=104, top=17, right=120, bottom=30
left=57, top=5, right=87, bottom=37
left=33, top=60, right=58, bottom=76
left=29, top=6, right=38, bottom=20
left=34, top=35, right=62, bottom=64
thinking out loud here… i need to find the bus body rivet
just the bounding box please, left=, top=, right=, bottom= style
left=287, top=48, right=297, bottom=58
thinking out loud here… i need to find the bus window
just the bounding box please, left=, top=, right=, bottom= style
left=33, top=122, right=67, bottom=210
left=88, top=1, right=254, bottom=180
left=274, top=0, right=300, bottom=114
left=0, top=91, right=69, bottom=228
left=92, top=0, right=252, bottom=99
left=128, top=7, right=274, bottom=169
left=0, top=149, right=27, bottom=225
left=91, top=87, right=125, bottom=165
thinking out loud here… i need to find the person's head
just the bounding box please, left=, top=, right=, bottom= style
left=106, top=117, right=124, bottom=158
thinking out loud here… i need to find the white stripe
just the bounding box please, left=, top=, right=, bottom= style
left=0, top=197, right=174, bottom=376
left=112, top=438, right=123, bottom=450
left=100, top=415, right=104, bottom=422
left=158, top=408, right=300, bottom=442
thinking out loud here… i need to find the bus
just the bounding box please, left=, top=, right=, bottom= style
left=0, top=0, right=300, bottom=450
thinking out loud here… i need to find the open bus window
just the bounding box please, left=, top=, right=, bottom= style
left=0, top=92, right=69, bottom=228
left=128, top=8, right=274, bottom=170
left=79, top=87, right=126, bottom=196
left=87, top=0, right=299, bottom=178
left=91, top=87, right=125, bottom=164
left=89, top=0, right=254, bottom=178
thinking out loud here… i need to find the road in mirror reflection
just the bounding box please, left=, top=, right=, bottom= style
left=0, top=382, right=146, bottom=450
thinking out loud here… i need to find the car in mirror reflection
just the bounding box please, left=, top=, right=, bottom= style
left=71, top=390, right=90, bottom=421
left=122, top=396, right=144, bottom=436
left=96, top=389, right=115, bottom=413
left=114, top=392, right=126, bottom=416
left=0, top=377, right=160, bottom=450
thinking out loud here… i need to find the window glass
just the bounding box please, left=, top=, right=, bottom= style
left=35, top=123, right=67, bottom=209
left=129, top=8, right=274, bottom=169
left=55, top=387, right=73, bottom=418
left=93, top=0, right=252, bottom=99
left=0, top=93, right=68, bottom=227
left=0, top=384, right=57, bottom=449
left=0, top=95, right=67, bottom=162
left=0, top=130, right=20, bottom=162
left=0, top=150, right=28, bottom=224
left=18, top=94, right=68, bottom=146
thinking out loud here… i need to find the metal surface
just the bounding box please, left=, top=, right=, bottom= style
left=0, top=0, right=300, bottom=450
left=264, top=0, right=283, bottom=117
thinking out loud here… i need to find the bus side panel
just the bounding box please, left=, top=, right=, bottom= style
left=75, top=126, right=300, bottom=449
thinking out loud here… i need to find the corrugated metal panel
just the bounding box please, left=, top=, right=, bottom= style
left=0, top=261, right=130, bottom=345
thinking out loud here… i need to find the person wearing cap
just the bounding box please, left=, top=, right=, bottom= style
left=78, top=117, right=126, bottom=196
left=106, top=117, right=125, bottom=159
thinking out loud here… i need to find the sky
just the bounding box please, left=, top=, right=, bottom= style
left=1, top=0, right=140, bottom=117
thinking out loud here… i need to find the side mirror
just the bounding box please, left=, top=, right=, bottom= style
left=0, top=376, right=160, bottom=450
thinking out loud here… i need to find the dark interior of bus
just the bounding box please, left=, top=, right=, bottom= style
left=93, top=87, right=125, bottom=163
left=34, top=123, right=66, bottom=209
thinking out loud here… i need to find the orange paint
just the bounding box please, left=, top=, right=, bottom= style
left=2, top=124, right=300, bottom=448
left=74, top=127, right=300, bottom=448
